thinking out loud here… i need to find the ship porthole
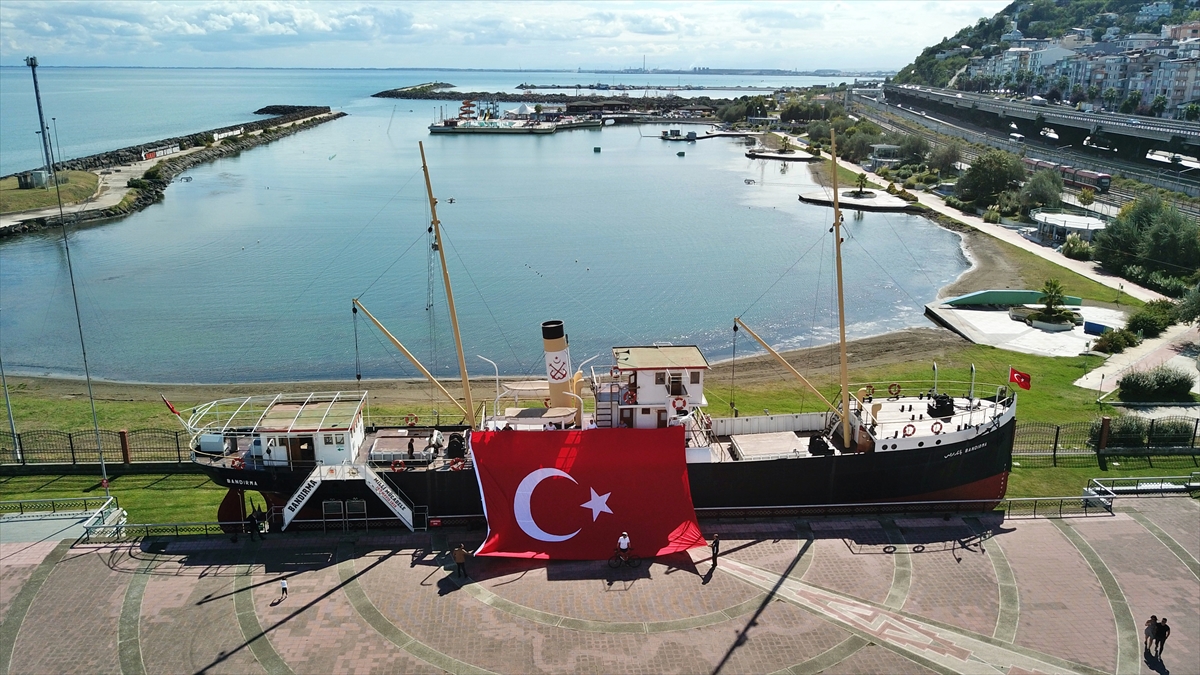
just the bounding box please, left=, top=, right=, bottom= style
left=918, top=442, right=924, bottom=447
left=935, top=440, right=941, bottom=445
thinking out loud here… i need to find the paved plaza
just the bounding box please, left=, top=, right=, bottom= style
left=1, top=498, right=1197, bottom=675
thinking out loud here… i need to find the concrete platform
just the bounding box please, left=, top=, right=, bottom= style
left=927, top=303, right=1128, bottom=357
left=798, top=188, right=913, bottom=211
left=2, top=498, right=1196, bottom=674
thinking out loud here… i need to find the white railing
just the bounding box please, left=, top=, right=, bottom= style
left=711, top=412, right=829, bottom=437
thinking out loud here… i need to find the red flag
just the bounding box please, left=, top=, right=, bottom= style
left=1009, top=368, right=1031, bottom=390
left=161, top=394, right=181, bottom=417
left=470, top=427, right=706, bottom=560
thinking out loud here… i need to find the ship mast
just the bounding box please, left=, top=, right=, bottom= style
left=419, top=142, right=476, bottom=428
left=829, top=131, right=853, bottom=445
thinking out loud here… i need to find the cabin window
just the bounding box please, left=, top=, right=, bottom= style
left=690, top=371, right=701, bottom=385
left=276, top=436, right=289, bottom=448
left=654, top=372, right=666, bottom=385
left=324, top=434, right=334, bottom=445
left=335, top=434, right=345, bottom=444
left=641, top=408, right=650, bottom=415
left=669, top=374, right=684, bottom=396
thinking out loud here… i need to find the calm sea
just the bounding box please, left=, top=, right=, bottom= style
left=0, top=68, right=966, bottom=383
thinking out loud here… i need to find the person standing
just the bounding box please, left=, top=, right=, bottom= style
left=710, top=534, right=720, bottom=566
left=452, top=544, right=469, bottom=578
left=280, top=578, right=288, bottom=600
left=1154, top=617, right=1170, bottom=657
left=617, top=531, right=631, bottom=558
left=1145, top=616, right=1158, bottom=651
left=407, top=437, right=415, bottom=460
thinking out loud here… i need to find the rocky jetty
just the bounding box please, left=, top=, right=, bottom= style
left=4, top=108, right=344, bottom=236
left=372, top=88, right=730, bottom=111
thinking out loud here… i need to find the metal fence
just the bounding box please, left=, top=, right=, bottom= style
left=0, top=495, right=118, bottom=515
left=0, top=427, right=188, bottom=465
left=3, top=418, right=1197, bottom=468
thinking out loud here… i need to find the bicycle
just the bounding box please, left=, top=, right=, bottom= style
left=608, top=548, right=641, bottom=568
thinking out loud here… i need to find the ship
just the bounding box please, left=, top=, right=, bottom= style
left=186, top=135, right=1015, bottom=531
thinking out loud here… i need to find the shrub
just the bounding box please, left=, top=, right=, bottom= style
left=1125, top=300, right=1177, bottom=338
left=1060, top=233, right=1092, bottom=260
left=1089, top=415, right=1147, bottom=448
left=1147, top=418, right=1195, bottom=448
left=125, top=178, right=150, bottom=190
left=1093, top=328, right=1139, bottom=354
left=983, top=208, right=1001, bottom=224
left=903, top=177, right=918, bottom=189
left=1078, top=187, right=1095, bottom=206
left=1117, top=365, right=1196, bottom=402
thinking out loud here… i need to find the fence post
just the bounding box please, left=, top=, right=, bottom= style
left=119, top=430, right=131, bottom=465
left=1192, top=419, right=1198, bottom=449
left=1147, top=418, right=1155, bottom=449
left=19, top=433, right=25, bottom=465
left=176, top=431, right=183, bottom=463
left=1098, top=416, right=1111, bottom=471
left=68, top=432, right=77, bottom=464
left=1052, top=425, right=1060, bottom=467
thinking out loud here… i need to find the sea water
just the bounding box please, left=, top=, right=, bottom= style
left=0, top=68, right=966, bottom=383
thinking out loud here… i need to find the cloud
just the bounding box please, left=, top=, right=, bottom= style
left=0, top=0, right=1013, bottom=69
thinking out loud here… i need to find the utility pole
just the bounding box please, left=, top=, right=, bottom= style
left=25, top=57, right=54, bottom=180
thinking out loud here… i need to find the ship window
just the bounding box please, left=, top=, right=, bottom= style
left=335, top=434, right=345, bottom=444
left=641, top=408, right=650, bottom=415
left=324, top=434, right=334, bottom=445
left=655, top=372, right=666, bottom=385
left=690, top=371, right=701, bottom=384
left=669, top=374, right=684, bottom=396
left=918, top=442, right=924, bottom=447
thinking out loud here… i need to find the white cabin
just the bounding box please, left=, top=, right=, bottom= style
left=603, top=345, right=709, bottom=429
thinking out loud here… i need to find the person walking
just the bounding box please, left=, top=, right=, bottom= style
left=710, top=534, right=720, bottom=566
left=407, top=437, right=415, bottom=461
left=280, top=578, right=288, bottom=600
left=452, top=544, right=469, bottom=578
left=1144, top=616, right=1158, bottom=652
left=247, top=512, right=259, bottom=541
left=1154, top=617, right=1170, bottom=657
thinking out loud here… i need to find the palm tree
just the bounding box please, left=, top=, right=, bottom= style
left=1035, top=278, right=1071, bottom=323
left=855, top=172, right=869, bottom=195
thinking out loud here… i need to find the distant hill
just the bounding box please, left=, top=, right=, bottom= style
left=894, top=0, right=1200, bottom=87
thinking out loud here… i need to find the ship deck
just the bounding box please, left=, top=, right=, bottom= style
left=867, top=394, right=1007, bottom=440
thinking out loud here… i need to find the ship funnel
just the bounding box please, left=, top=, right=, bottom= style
left=541, top=320, right=573, bottom=409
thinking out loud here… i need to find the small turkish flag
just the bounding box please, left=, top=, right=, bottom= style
left=1009, top=368, right=1031, bottom=390
left=160, top=394, right=181, bottom=417
left=470, top=427, right=706, bottom=560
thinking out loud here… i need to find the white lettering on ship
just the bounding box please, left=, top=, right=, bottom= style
left=286, top=478, right=320, bottom=513
left=943, top=442, right=987, bottom=460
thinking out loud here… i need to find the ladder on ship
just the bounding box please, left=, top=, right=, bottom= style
left=279, top=464, right=425, bottom=532
left=590, top=382, right=619, bottom=428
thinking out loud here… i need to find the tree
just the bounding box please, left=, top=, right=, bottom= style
left=854, top=172, right=869, bottom=195
left=1020, top=169, right=1063, bottom=214
left=1103, top=87, right=1121, bottom=109
left=1086, top=84, right=1100, bottom=102
left=1034, top=278, right=1072, bottom=323
left=928, top=142, right=962, bottom=174
left=1178, top=284, right=1200, bottom=324
left=1119, top=91, right=1141, bottom=114
left=898, top=134, right=930, bottom=164
left=1150, top=95, right=1168, bottom=117
left=955, top=150, right=1025, bottom=202
left=1140, top=207, right=1200, bottom=277
left=1078, top=187, right=1095, bottom=206
left=1184, top=103, right=1200, bottom=122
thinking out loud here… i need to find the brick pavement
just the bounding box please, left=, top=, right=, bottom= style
left=3, top=500, right=1198, bottom=675
left=0, top=542, right=59, bottom=620
left=1122, top=498, right=1200, bottom=563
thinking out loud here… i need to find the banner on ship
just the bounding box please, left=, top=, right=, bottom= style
left=470, top=427, right=706, bottom=560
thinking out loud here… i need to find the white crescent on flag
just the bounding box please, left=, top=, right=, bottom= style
left=514, top=468, right=582, bottom=542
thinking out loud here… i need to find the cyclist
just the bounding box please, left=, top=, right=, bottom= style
left=617, top=531, right=631, bottom=559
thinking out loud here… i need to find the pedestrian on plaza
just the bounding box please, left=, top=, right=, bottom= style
left=710, top=534, right=720, bottom=566
left=247, top=512, right=259, bottom=541
left=280, top=578, right=288, bottom=600
left=407, top=437, right=415, bottom=460
left=1154, top=617, right=1170, bottom=657
left=1144, top=616, right=1157, bottom=651
left=452, top=544, right=469, bottom=578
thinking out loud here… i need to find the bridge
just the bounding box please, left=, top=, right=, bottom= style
left=882, top=84, right=1200, bottom=159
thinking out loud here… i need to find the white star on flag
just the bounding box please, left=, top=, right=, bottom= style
left=580, top=487, right=613, bottom=521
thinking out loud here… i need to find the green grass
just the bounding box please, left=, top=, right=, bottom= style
left=0, top=473, right=227, bottom=523
left=0, top=171, right=99, bottom=214
left=712, top=343, right=1110, bottom=424
left=992, top=236, right=1144, bottom=308
left=1007, top=461, right=1200, bottom=498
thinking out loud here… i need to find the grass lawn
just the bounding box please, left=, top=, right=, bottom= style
left=711, top=343, right=1109, bottom=424
left=0, top=171, right=99, bottom=214
left=992, top=236, right=1143, bottom=308
left=1006, top=459, right=1200, bottom=498
left=0, top=473, right=227, bottom=523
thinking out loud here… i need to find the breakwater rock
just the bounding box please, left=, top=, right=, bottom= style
left=4, top=109, right=345, bottom=237
left=372, top=88, right=731, bottom=110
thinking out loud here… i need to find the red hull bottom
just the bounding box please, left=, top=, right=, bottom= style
left=882, top=471, right=1009, bottom=505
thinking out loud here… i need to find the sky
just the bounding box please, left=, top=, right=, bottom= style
left=0, top=1, right=1012, bottom=72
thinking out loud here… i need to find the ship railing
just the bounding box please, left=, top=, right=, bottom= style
left=694, top=494, right=1115, bottom=519
left=1088, top=473, right=1200, bottom=497
left=77, top=520, right=249, bottom=545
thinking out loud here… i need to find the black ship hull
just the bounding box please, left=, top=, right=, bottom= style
left=200, top=417, right=1014, bottom=521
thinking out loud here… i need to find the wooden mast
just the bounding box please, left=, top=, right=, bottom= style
left=829, top=131, right=853, bottom=445
left=352, top=298, right=470, bottom=419
left=733, top=317, right=840, bottom=415
left=419, top=142, right=476, bottom=428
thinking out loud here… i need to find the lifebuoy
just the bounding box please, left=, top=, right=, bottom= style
left=622, top=389, right=636, bottom=405
left=864, top=384, right=875, bottom=397
left=544, top=398, right=551, bottom=408
left=931, top=421, right=943, bottom=434
left=391, top=459, right=406, bottom=472
left=450, top=458, right=465, bottom=471
left=231, top=458, right=245, bottom=470
left=888, top=383, right=902, bottom=397
left=405, top=414, right=419, bottom=426
left=671, top=397, right=688, bottom=410
left=610, top=366, right=621, bottom=378
left=902, top=424, right=916, bottom=438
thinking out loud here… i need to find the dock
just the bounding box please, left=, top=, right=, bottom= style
left=746, top=149, right=820, bottom=161
left=797, top=189, right=914, bottom=211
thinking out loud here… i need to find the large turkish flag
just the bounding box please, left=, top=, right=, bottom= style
left=470, top=427, right=706, bottom=560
